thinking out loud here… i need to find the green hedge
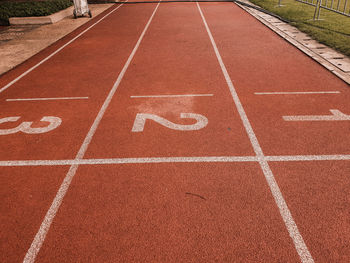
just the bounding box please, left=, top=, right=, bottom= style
left=0, top=0, right=73, bottom=25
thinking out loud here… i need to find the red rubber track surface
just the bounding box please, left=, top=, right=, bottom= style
left=271, top=161, right=350, bottom=262
left=0, top=166, right=69, bottom=263
left=200, top=3, right=350, bottom=156
left=0, top=2, right=349, bottom=262
left=84, top=2, right=254, bottom=158
left=36, top=163, right=300, bottom=262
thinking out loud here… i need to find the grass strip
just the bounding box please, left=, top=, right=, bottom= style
left=247, top=0, right=350, bottom=57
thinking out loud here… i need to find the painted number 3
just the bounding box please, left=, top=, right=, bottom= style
left=132, top=113, right=208, bottom=132
left=0, top=116, right=62, bottom=135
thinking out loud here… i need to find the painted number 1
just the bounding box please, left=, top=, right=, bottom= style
left=132, top=113, right=208, bottom=132
left=283, top=109, right=350, bottom=122
left=0, top=116, right=62, bottom=135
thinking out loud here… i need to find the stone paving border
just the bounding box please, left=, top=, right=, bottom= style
left=235, top=0, right=350, bottom=86
left=0, top=4, right=113, bottom=76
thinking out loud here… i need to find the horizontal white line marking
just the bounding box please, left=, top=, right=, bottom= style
left=0, top=156, right=257, bottom=166
left=0, top=159, right=74, bottom=166
left=254, top=91, right=340, bottom=95
left=0, top=154, right=349, bottom=167
left=6, top=97, right=89, bottom=102
left=130, top=94, right=213, bottom=98
left=82, top=156, right=257, bottom=164
left=266, top=155, right=350, bottom=161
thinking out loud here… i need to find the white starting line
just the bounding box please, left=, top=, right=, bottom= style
left=6, top=97, right=89, bottom=102
left=130, top=94, right=214, bottom=98
left=0, top=154, right=349, bottom=167
left=254, top=91, right=341, bottom=95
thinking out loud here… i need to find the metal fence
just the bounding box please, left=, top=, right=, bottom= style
left=295, top=0, right=350, bottom=19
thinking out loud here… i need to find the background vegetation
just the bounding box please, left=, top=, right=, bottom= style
left=0, top=0, right=72, bottom=25
left=249, top=0, right=350, bottom=57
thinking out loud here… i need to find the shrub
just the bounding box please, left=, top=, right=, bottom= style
left=0, top=0, right=73, bottom=25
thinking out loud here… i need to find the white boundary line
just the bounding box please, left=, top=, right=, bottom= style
left=22, top=2, right=160, bottom=262
left=6, top=97, right=89, bottom=102
left=130, top=94, right=213, bottom=98
left=0, top=156, right=257, bottom=167
left=0, top=154, right=349, bottom=167
left=196, top=3, right=314, bottom=263
left=254, top=91, right=340, bottom=95
left=266, top=154, right=350, bottom=161
left=0, top=2, right=127, bottom=95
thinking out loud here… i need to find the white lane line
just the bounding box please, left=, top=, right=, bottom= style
left=254, top=91, right=340, bottom=95
left=6, top=97, right=89, bottom=102
left=196, top=3, right=314, bottom=263
left=0, top=159, right=73, bottom=166
left=266, top=155, right=350, bottom=161
left=0, top=2, right=127, bottom=95
left=0, top=156, right=258, bottom=167
left=0, top=155, right=349, bottom=167
left=82, top=156, right=257, bottom=164
left=197, top=4, right=263, bottom=158
left=130, top=94, right=214, bottom=98
left=22, top=2, right=160, bottom=263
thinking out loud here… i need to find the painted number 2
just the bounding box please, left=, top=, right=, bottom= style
left=0, top=116, right=62, bottom=135
left=132, top=113, right=208, bottom=132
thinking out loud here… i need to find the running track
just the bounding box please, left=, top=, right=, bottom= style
left=0, top=1, right=349, bottom=262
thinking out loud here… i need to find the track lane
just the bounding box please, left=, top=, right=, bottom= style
left=199, top=2, right=350, bottom=261
left=0, top=4, right=119, bottom=89
left=84, top=2, right=255, bottom=159
left=200, top=3, right=350, bottom=156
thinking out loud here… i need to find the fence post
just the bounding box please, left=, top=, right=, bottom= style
left=317, top=0, right=322, bottom=19
left=313, top=0, right=322, bottom=20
